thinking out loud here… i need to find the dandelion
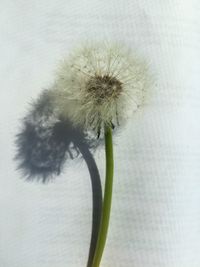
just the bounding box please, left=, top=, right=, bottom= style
left=17, top=41, right=150, bottom=267
left=49, top=42, right=150, bottom=267
left=52, top=42, right=148, bottom=137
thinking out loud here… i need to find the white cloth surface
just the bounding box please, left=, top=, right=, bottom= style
left=0, top=0, right=200, bottom=266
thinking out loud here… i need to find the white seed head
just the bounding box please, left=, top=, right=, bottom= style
left=52, top=42, right=149, bottom=135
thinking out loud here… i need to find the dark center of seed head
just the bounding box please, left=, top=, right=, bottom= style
left=86, top=75, right=122, bottom=104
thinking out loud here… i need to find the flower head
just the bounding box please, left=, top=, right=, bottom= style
left=52, top=42, right=148, bottom=136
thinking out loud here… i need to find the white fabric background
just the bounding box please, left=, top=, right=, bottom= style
left=0, top=0, right=200, bottom=266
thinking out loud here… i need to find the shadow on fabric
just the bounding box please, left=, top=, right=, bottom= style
left=15, top=91, right=102, bottom=267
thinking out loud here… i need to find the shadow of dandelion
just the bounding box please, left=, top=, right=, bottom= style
left=15, top=90, right=102, bottom=267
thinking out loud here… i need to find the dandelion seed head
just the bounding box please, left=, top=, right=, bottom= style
left=52, top=42, right=149, bottom=135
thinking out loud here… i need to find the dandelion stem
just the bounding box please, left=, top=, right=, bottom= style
left=91, top=126, right=114, bottom=267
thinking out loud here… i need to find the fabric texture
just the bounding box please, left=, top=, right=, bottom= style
left=0, top=1, right=200, bottom=266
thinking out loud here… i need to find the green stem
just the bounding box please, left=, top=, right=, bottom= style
left=91, top=126, right=114, bottom=267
